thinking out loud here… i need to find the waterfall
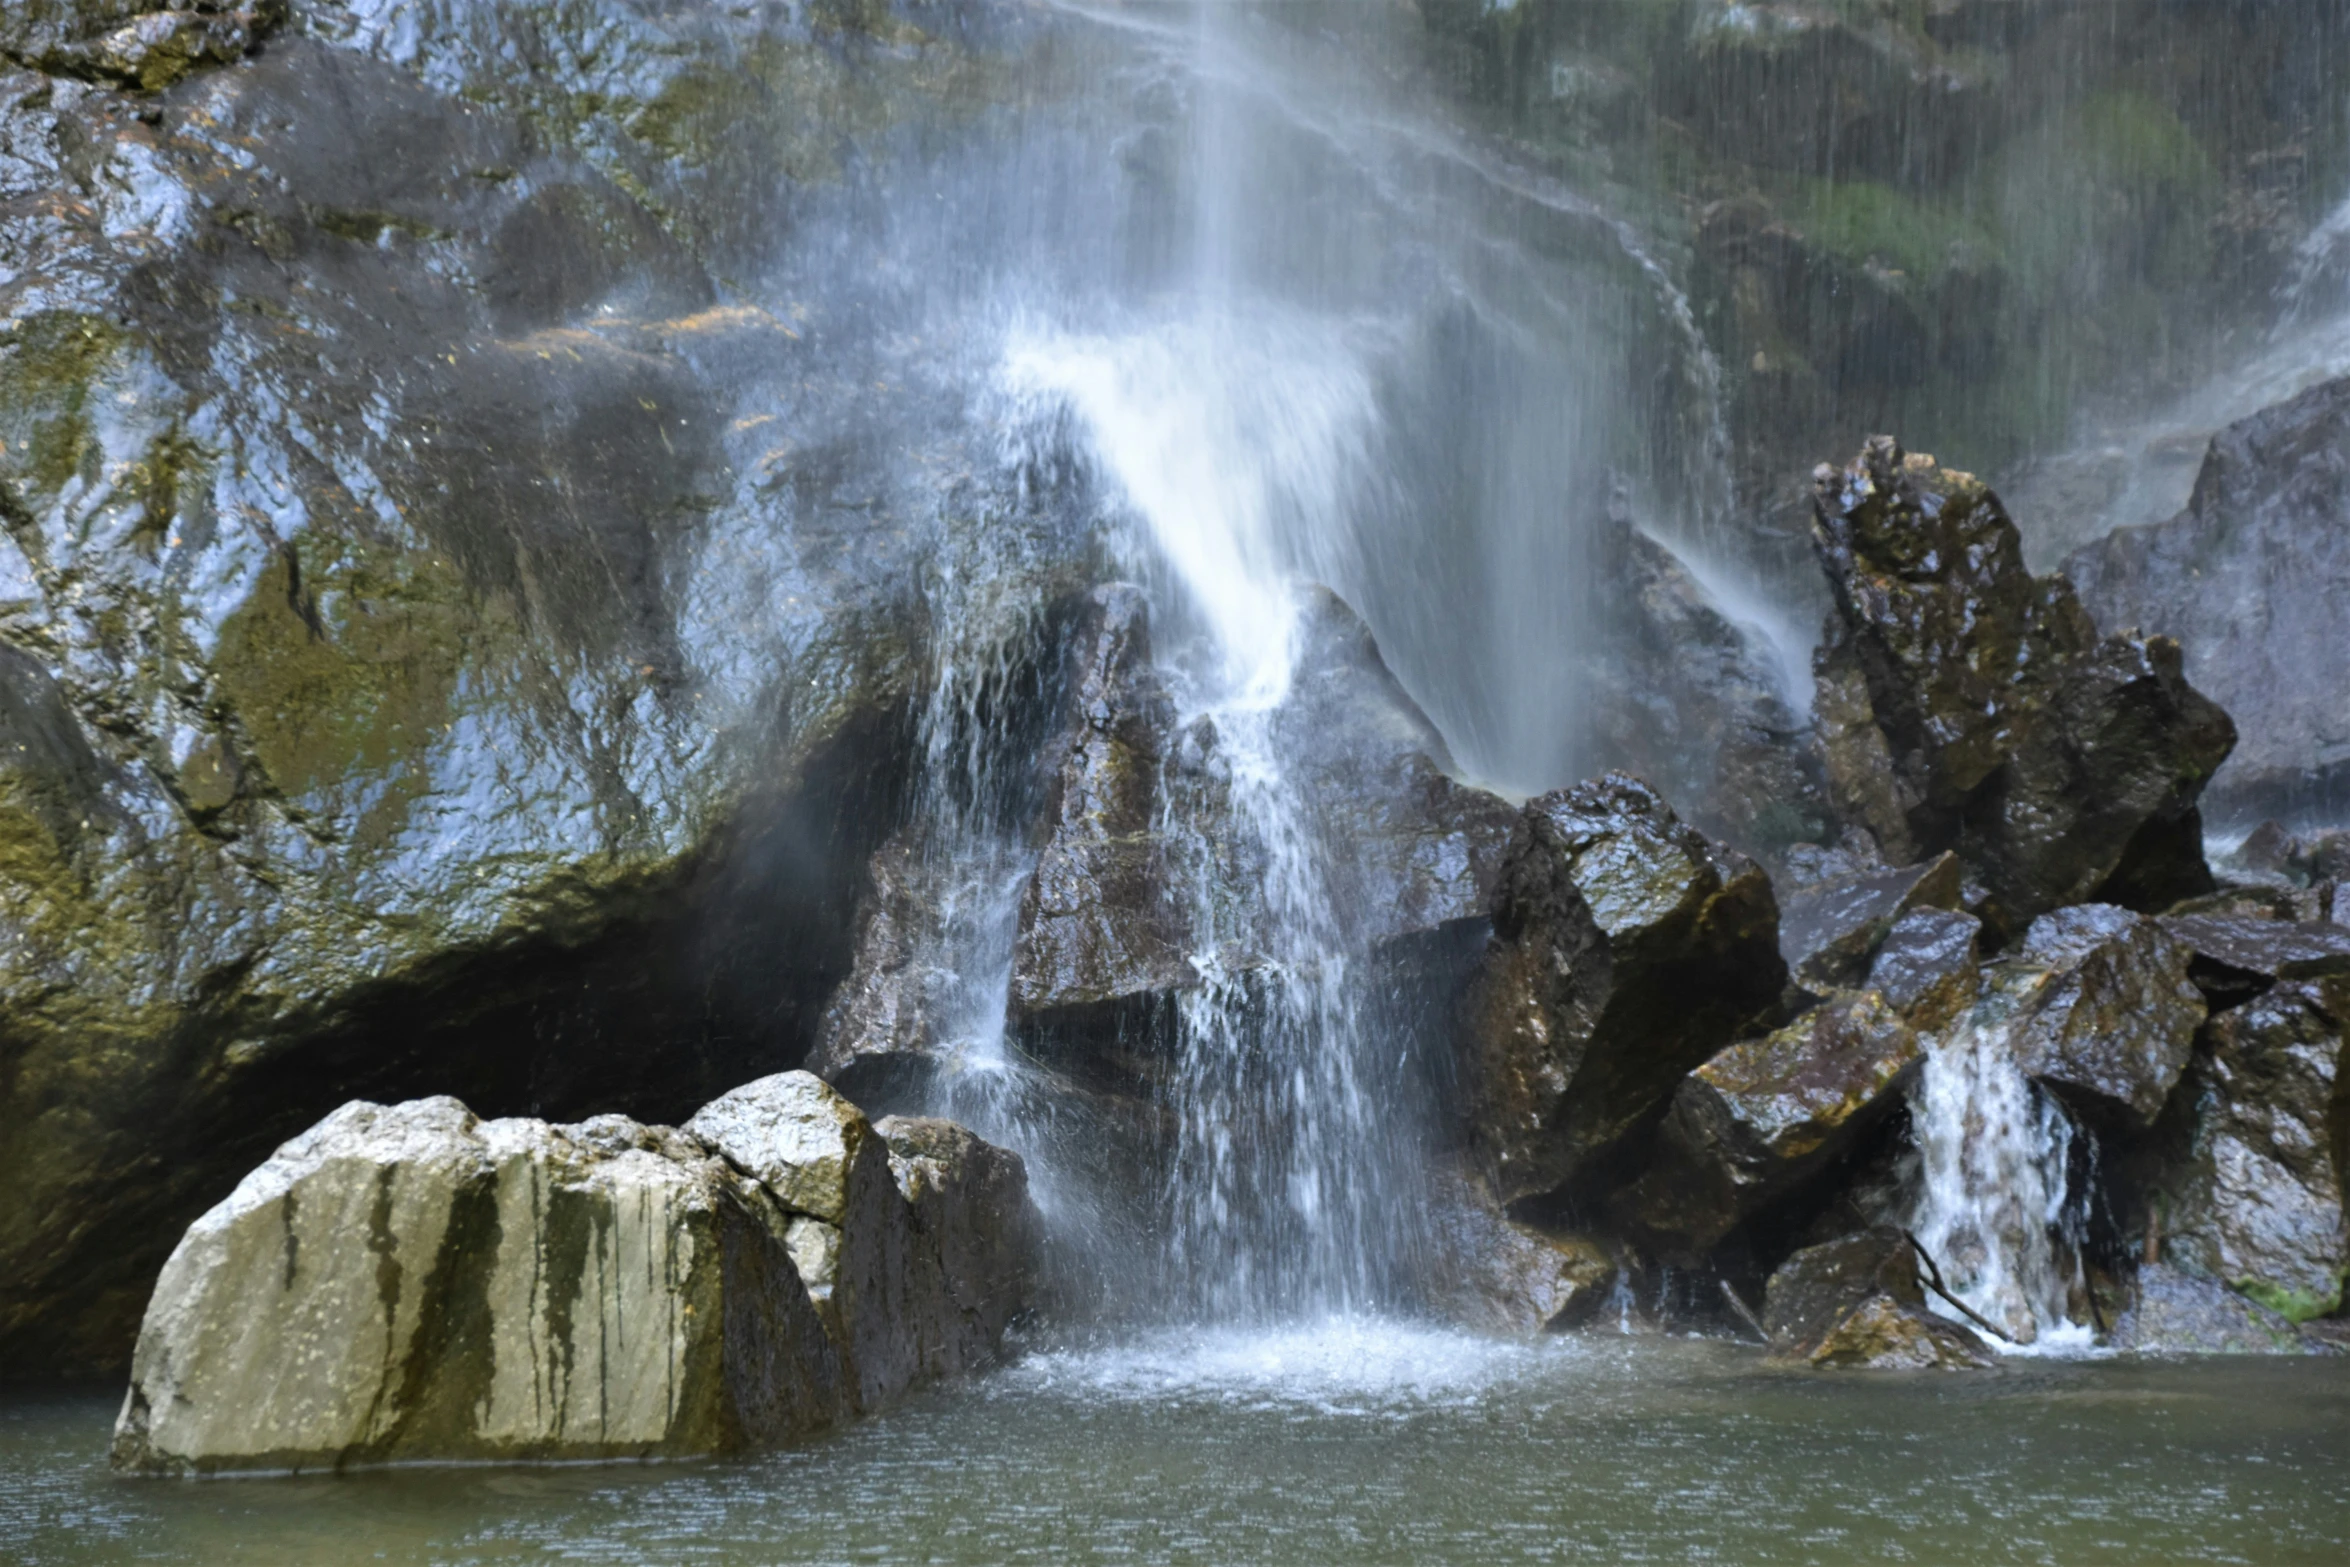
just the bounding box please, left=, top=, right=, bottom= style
left=1907, top=1021, right=2095, bottom=1352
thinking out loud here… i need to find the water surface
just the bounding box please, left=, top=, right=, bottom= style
left=10, top=1322, right=2350, bottom=1565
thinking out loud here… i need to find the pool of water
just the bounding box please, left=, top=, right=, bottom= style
left=8, top=1320, right=2349, bottom=1565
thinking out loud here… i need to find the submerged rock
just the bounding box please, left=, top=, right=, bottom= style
left=1809, top=438, right=2234, bottom=933
left=1996, top=905, right=2206, bottom=1126
left=111, top=1098, right=847, bottom=1474
left=1422, top=1165, right=1618, bottom=1335
left=2066, top=377, right=2350, bottom=825
left=1762, top=1227, right=1995, bottom=1370
left=111, top=1075, right=1036, bottom=1473
left=2162, top=981, right=2350, bottom=1323
left=1462, top=774, right=1785, bottom=1207
left=2108, top=1263, right=2333, bottom=1356
left=1629, top=992, right=1922, bottom=1260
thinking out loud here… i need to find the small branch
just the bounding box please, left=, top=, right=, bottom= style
left=1719, top=1277, right=1769, bottom=1344
left=1902, top=1229, right=2018, bottom=1345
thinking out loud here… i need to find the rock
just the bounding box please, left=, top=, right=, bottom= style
left=2162, top=981, right=2349, bottom=1323
left=1761, top=1227, right=1996, bottom=1370
left=110, top=1098, right=847, bottom=1474
left=875, top=1115, right=1039, bottom=1360
left=1628, top=992, right=1923, bottom=1260
left=2161, top=913, right=2350, bottom=1010
left=1997, top=904, right=2206, bottom=1126
left=2066, top=377, right=2350, bottom=825
left=1462, top=773, right=1785, bottom=1206
left=1810, top=438, right=2235, bottom=933
left=1776, top=851, right=1963, bottom=991
left=1580, top=503, right=1828, bottom=855
left=2108, top=1262, right=2332, bottom=1356
left=1865, top=906, right=1983, bottom=1032
left=1422, top=1165, right=1618, bottom=1334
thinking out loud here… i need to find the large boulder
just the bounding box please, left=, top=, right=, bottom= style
left=110, top=1098, right=848, bottom=1473
left=2066, top=377, right=2350, bottom=825
left=0, top=3, right=1071, bottom=1374
left=1761, top=1227, right=1996, bottom=1370
left=1809, top=438, right=2235, bottom=933
left=1626, top=991, right=1923, bottom=1261
left=1991, top=905, right=2206, bottom=1126
left=1864, top=906, right=1983, bottom=1032
left=1420, top=1164, right=1619, bottom=1335
left=2162, top=913, right=2350, bottom=1010
left=875, top=1115, right=1040, bottom=1359
left=2108, top=1263, right=2333, bottom=1356
left=1776, top=851, right=1963, bottom=992
left=2162, top=981, right=2350, bottom=1323
left=1461, top=773, right=1785, bottom=1207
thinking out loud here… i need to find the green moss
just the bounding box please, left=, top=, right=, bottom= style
left=209, top=535, right=480, bottom=813
left=1785, top=178, right=2000, bottom=284
left=2235, top=1276, right=2343, bottom=1326
left=0, top=313, right=125, bottom=498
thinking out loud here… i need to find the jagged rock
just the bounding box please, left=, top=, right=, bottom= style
left=1628, top=992, right=1923, bottom=1260
left=5, top=5, right=277, bottom=92
left=1462, top=774, right=1785, bottom=1207
left=1865, top=906, right=1983, bottom=1032
left=1996, top=904, right=2206, bottom=1126
left=2108, top=1263, right=2333, bottom=1356
left=2162, top=981, right=2350, bottom=1323
left=1810, top=438, right=2235, bottom=934
left=2066, top=377, right=2350, bottom=824
left=1581, top=503, right=1828, bottom=855
left=1777, top=851, right=1963, bottom=991
left=1762, top=1227, right=1995, bottom=1370
left=2161, top=913, right=2350, bottom=1010
left=875, top=1115, right=1039, bottom=1359
left=110, top=1098, right=847, bottom=1474
left=1422, top=1164, right=1618, bottom=1334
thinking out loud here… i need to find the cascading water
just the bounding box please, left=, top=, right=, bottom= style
left=1907, top=1020, right=2095, bottom=1352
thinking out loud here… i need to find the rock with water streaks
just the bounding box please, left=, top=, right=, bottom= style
left=1762, top=1227, right=1996, bottom=1370
left=2161, top=980, right=2350, bottom=1323
left=1462, top=774, right=1785, bottom=1207
left=1627, top=992, right=1923, bottom=1261
left=1810, top=438, right=2234, bottom=935
left=1994, top=904, right=2206, bottom=1126
left=110, top=1097, right=847, bottom=1474
left=1422, top=1164, right=1619, bottom=1334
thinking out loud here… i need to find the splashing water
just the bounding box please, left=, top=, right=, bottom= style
left=1907, top=1020, right=2097, bottom=1354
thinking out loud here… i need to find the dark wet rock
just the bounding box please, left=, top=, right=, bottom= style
left=1628, top=992, right=1922, bottom=1261
left=1422, top=1164, right=1617, bottom=1335
left=0, top=6, right=1062, bottom=1373
left=2161, top=913, right=2350, bottom=1011
left=2108, top=1262, right=2333, bottom=1356
left=4, top=4, right=279, bottom=94
left=1997, top=904, right=2206, bottom=1126
left=110, top=1096, right=849, bottom=1474
left=811, top=834, right=950, bottom=1103
left=875, top=1115, right=1040, bottom=1361
left=2161, top=981, right=2349, bottom=1323
left=1462, top=774, right=1785, bottom=1207
left=1761, top=1227, right=1995, bottom=1370
left=1865, top=906, right=1983, bottom=1032
left=2066, top=377, right=2350, bottom=825
left=1581, top=504, right=1828, bottom=856
left=1810, top=438, right=2234, bottom=934
left=1776, top=851, right=1962, bottom=991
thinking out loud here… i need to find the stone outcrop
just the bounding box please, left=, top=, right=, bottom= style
left=1627, top=992, right=1923, bottom=1261
left=2161, top=981, right=2350, bottom=1323
left=2108, top=1263, right=2333, bottom=1356
left=1421, top=1165, right=1618, bottom=1335
left=1992, top=905, right=2206, bottom=1126
left=1776, top=851, right=1963, bottom=992
left=1462, top=774, right=1785, bottom=1207
left=1865, top=906, right=1984, bottom=1032
left=2161, top=914, right=2350, bottom=1010
left=1809, top=438, right=2235, bottom=934
left=4, top=4, right=280, bottom=93
left=111, top=1075, right=1035, bottom=1472
left=2066, top=377, right=2350, bottom=824
left=1761, top=1227, right=1995, bottom=1370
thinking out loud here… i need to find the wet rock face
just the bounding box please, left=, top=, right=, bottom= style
left=2066, top=377, right=2350, bottom=825
left=1865, top=906, right=1983, bottom=1032
left=1998, top=905, right=2206, bottom=1126
left=110, top=1097, right=848, bottom=1474
left=0, top=2, right=1053, bottom=1372
left=1777, top=851, right=1962, bottom=992
left=1761, top=1227, right=1994, bottom=1370
left=1462, top=774, right=1785, bottom=1208
left=111, top=1074, right=1037, bottom=1472
left=4, top=4, right=280, bottom=94
left=1810, top=438, right=2235, bottom=933
left=2108, top=1263, right=2333, bottom=1356
left=2163, top=981, right=2350, bottom=1323
left=1421, top=1165, right=1617, bottom=1335
left=1628, top=992, right=1922, bottom=1261
left=2162, top=913, right=2350, bottom=1011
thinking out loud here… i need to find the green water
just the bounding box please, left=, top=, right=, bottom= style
left=8, top=1323, right=2349, bottom=1565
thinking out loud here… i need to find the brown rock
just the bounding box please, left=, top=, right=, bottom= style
left=1422, top=1165, right=1618, bottom=1334
left=1865, top=906, right=1983, bottom=1031
left=1998, top=904, right=2206, bottom=1125
left=1762, top=1227, right=1995, bottom=1370
left=1777, top=851, right=1963, bottom=991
